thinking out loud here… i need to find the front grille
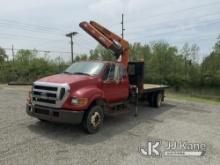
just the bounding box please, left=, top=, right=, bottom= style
left=59, top=88, right=65, bottom=100
left=33, top=98, right=56, bottom=104
left=33, top=91, right=57, bottom=98
left=32, top=82, right=69, bottom=108
left=33, top=84, right=58, bottom=105
left=34, top=85, right=57, bottom=91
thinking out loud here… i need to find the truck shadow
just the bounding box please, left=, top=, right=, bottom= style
left=28, top=102, right=175, bottom=145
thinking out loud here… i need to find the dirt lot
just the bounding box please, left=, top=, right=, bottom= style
left=0, top=85, right=220, bottom=165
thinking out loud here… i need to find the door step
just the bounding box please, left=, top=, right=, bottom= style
left=107, top=108, right=130, bottom=116
left=106, top=102, right=130, bottom=116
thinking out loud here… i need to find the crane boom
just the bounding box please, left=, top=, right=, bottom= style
left=79, top=21, right=129, bottom=67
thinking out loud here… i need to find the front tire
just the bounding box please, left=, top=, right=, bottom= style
left=38, top=118, right=47, bottom=122
left=82, top=105, right=104, bottom=134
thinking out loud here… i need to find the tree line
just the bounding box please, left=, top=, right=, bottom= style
left=0, top=36, right=220, bottom=90
left=0, top=49, right=69, bottom=84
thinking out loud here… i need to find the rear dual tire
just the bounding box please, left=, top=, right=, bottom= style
left=148, top=93, right=163, bottom=108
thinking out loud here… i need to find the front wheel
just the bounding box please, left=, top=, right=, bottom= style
left=82, top=105, right=104, bottom=134
left=38, top=118, right=47, bottom=122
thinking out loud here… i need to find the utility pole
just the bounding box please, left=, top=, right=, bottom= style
left=12, top=45, right=15, bottom=61
left=66, top=32, right=78, bottom=63
left=121, top=13, right=125, bottom=39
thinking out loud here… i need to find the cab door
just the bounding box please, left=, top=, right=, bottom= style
left=116, top=63, right=129, bottom=101
left=102, top=63, right=129, bottom=103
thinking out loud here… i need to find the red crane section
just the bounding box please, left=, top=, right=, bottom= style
left=79, top=21, right=129, bottom=67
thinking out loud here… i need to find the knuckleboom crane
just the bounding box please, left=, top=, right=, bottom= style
left=79, top=21, right=129, bottom=67
left=80, top=21, right=139, bottom=116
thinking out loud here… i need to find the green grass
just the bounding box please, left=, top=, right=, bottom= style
left=167, top=91, right=220, bottom=105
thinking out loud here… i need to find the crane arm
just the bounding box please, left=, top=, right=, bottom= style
left=90, top=21, right=128, bottom=48
left=79, top=21, right=129, bottom=67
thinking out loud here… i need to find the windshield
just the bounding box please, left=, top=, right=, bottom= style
left=64, top=61, right=104, bottom=76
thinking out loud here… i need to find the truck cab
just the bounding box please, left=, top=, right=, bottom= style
left=26, top=61, right=129, bottom=133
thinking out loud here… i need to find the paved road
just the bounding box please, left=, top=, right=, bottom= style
left=0, top=85, right=220, bottom=165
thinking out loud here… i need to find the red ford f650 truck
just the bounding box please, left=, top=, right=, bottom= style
left=26, top=21, right=168, bottom=133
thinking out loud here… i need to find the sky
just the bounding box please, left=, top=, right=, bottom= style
left=0, top=0, right=220, bottom=62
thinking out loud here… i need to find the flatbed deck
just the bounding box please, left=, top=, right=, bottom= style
left=143, top=84, right=168, bottom=92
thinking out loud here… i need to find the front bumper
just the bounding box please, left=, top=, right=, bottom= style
left=26, top=104, right=84, bottom=124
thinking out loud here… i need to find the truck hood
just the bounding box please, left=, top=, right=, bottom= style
left=37, top=74, right=95, bottom=84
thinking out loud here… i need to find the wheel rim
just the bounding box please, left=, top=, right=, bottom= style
left=91, top=112, right=101, bottom=128
left=157, top=94, right=162, bottom=107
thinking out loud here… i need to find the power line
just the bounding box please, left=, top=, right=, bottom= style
left=0, top=2, right=219, bottom=56
left=0, top=1, right=219, bottom=36
left=106, top=1, right=220, bottom=31
left=110, top=2, right=220, bottom=37
left=124, top=1, right=220, bottom=28
left=0, top=23, right=64, bottom=36
left=169, top=32, right=219, bottom=44
left=3, top=47, right=71, bottom=54
left=125, top=12, right=220, bottom=36
left=73, top=10, right=220, bottom=44
left=108, top=0, right=192, bottom=27
left=0, top=27, right=95, bottom=51
left=128, top=19, right=220, bottom=40
left=0, top=3, right=218, bottom=41
left=0, top=32, right=66, bottom=41
left=0, top=19, right=64, bottom=32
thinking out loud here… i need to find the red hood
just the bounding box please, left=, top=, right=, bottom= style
left=37, top=74, right=94, bottom=84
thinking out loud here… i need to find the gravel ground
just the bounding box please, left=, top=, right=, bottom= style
left=0, top=85, right=220, bottom=165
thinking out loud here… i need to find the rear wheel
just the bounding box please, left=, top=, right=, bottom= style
left=154, top=93, right=162, bottom=107
left=82, top=105, right=104, bottom=134
left=148, top=92, right=163, bottom=108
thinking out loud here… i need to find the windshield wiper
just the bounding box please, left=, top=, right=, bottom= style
left=73, top=72, right=91, bottom=76
left=63, top=71, right=72, bottom=74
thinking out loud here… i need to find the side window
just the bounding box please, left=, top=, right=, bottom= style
left=103, top=65, right=110, bottom=80
left=103, top=64, right=115, bottom=81
left=114, top=64, right=120, bottom=81
left=119, top=64, right=127, bottom=80
left=103, top=64, right=125, bottom=81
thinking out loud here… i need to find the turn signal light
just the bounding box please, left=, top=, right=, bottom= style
left=71, top=97, right=88, bottom=106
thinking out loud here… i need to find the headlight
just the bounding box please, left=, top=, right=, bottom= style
left=71, top=97, right=88, bottom=106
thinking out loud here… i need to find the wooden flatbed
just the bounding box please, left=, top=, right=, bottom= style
left=143, top=84, right=168, bottom=93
